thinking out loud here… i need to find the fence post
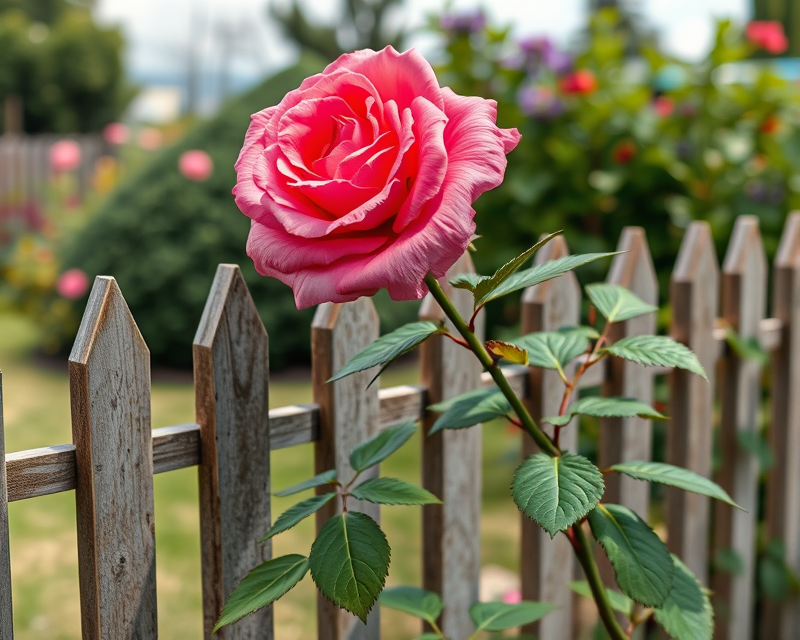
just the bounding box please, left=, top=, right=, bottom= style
left=600, top=227, right=658, bottom=517
left=519, top=236, right=580, bottom=639
left=312, top=297, right=381, bottom=640
left=712, top=216, right=765, bottom=640
left=194, top=264, right=272, bottom=639
left=69, top=277, right=157, bottom=640
left=419, top=252, right=484, bottom=639
left=0, top=371, right=12, bottom=640
left=762, top=212, right=800, bottom=639
left=667, top=222, right=719, bottom=585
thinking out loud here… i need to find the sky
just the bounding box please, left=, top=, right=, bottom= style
left=95, top=0, right=751, bottom=112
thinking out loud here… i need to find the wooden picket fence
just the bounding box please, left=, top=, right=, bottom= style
left=1, top=213, right=800, bottom=640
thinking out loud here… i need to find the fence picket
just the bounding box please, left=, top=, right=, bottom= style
left=0, top=371, right=12, bottom=640
left=312, top=298, right=381, bottom=640
left=194, top=264, right=272, bottom=639
left=69, top=276, right=157, bottom=640
left=667, top=222, right=719, bottom=585
left=600, top=228, right=658, bottom=517
left=420, top=252, right=484, bottom=639
left=713, top=216, right=765, bottom=640
left=762, top=212, right=800, bottom=639
left=520, top=235, right=580, bottom=639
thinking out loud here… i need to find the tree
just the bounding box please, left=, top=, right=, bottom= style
left=270, top=0, right=406, bottom=62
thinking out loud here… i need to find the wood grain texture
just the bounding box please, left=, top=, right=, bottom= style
left=519, top=236, right=580, bottom=639
left=69, top=276, right=157, bottom=640
left=6, top=444, right=76, bottom=501
left=712, top=217, right=765, bottom=640
left=419, top=252, right=484, bottom=640
left=312, top=297, right=380, bottom=640
left=762, top=213, right=800, bottom=640
left=194, top=264, right=272, bottom=640
left=667, top=222, right=719, bottom=585
left=600, top=228, right=658, bottom=518
left=0, top=371, right=13, bottom=640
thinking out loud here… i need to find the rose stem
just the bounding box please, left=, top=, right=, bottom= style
left=423, top=272, right=629, bottom=640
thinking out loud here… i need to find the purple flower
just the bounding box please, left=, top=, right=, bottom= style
left=519, top=36, right=554, bottom=56
left=518, top=85, right=565, bottom=119
left=517, top=35, right=572, bottom=76
left=745, top=180, right=785, bottom=205
left=440, top=10, right=487, bottom=34
left=543, top=48, right=573, bottom=75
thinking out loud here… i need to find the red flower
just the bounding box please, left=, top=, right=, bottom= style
left=760, top=115, right=779, bottom=134
left=612, top=141, right=636, bottom=164
left=746, top=21, right=788, bottom=54
left=653, top=96, right=674, bottom=118
left=560, top=70, right=597, bottom=95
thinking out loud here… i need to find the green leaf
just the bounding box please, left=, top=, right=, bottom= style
left=513, top=328, right=591, bottom=374
left=273, top=469, right=337, bottom=497
left=261, top=493, right=337, bottom=541
left=309, top=512, right=390, bottom=623
left=413, top=635, right=442, bottom=640
left=569, top=581, right=634, bottom=617
left=379, top=586, right=443, bottom=623
left=349, top=421, right=417, bottom=472
left=724, top=325, right=769, bottom=365
left=609, top=461, right=742, bottom=510
left=350, top=477, right=441, bottom=505
left=329, top=321, right=445, bottom=384
left=428, top=387, right=512, bottom=434
left=469, top=601, right=558, bottom=631
left=585, top=284, right=658, bottom=323
left=737, top=429, right=774, bottom=472
left=449, top=272, right=485, bottom=292
left=603, top=336, right=707, bottom=380
left=543, top=396, right=666, bottom=427
left=472, top=231, right=563, bottom=306
left=213, top=555, right=309, bottom=631
left=481, top=253, right=620, bottom=306
left=512, top=452, right=604, bottom=537
left=588, top=504, right=674, bottom=607
left=653, top=555, right=713, bottom=640
left=486, top=340, right=529, bottom=365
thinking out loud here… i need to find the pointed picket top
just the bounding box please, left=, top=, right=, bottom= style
left=520, top=234, right=580, bottom=640
left=69, top=276, right=157, bottom=640
left=0, top=370, right=12, bottom=640
left=70, top=276, right=148, bottom=366
left=194, top=264, right=271, bottom=639
left=606, top=227, right=658, bottom=306
left=722, top=215, right=767, bottom=338
left=667, top=221, right=720, bottom=585
left=775, top=212, right=800, bottom=272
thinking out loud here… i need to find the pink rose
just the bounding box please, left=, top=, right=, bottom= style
left=103, top=122, right=129, bottom=146
left=234, top=46, right=520, bottom=308
left=179, top=150, right=214, bottom=181
left=49, top=140, right=81, bottom=173
left=57, top=268, right=90, bottom=300
left=746, top=21, right=788, bottom=54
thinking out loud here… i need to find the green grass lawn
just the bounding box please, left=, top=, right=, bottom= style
left=1, top=312, right=525, bottom=639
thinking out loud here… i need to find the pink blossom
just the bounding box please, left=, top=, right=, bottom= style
left=57, top=269, right=90, bottom=299
left=746, top=21, right=788, bottom=54
left=653, top=96, right=674, bottom=118
left=179, top=150, right=214, bottom=181
left=49, top=140, right=81, bottom=173
left=234, top=46, right=520, bottom=309
left=103, top=122, right=129, bottom=146
left=560, top=69, right=597, bottom=95
left=138, top=127, right=163, bottom=151
left=502, top=589, right=522, bottom=604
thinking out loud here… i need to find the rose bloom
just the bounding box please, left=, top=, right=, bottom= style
left=746, top=21, right=788, bottom=54
left=560, top=70, right=597, bottom=95
left=103, top=122, right=129, bottom=146
left=49, top=140, right=81, bottom=173
left=179, top=150, right=214, bottom=181
left=57, top=268, right=90, bottom=300
left=234, top=46, right=520, bottom=308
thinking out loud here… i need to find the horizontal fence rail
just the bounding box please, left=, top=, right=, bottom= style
left=2, top=214, right=800, bottom=640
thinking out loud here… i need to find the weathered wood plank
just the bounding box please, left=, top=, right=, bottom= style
left=69, top=276, right=157, bottom=640
left=6, top=444, right=76, bottom=501
left=712, top=216, right=765, bottom=640
left=194, top=264, right=272, bottom=640
left=762, top=212, right=800, bottom=639
left=152, top=424, right=200, bottom=474
left=520, top=235, right=580, bottom=639
left=667, top=222, right=719, bottom=585
left=0, top=371, right=13, bottom=640
left=312, top=297, right=381, bottom=640
left=600, top=227, right=658, bottom=518
left=420, top=252, right=484, bottom=639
